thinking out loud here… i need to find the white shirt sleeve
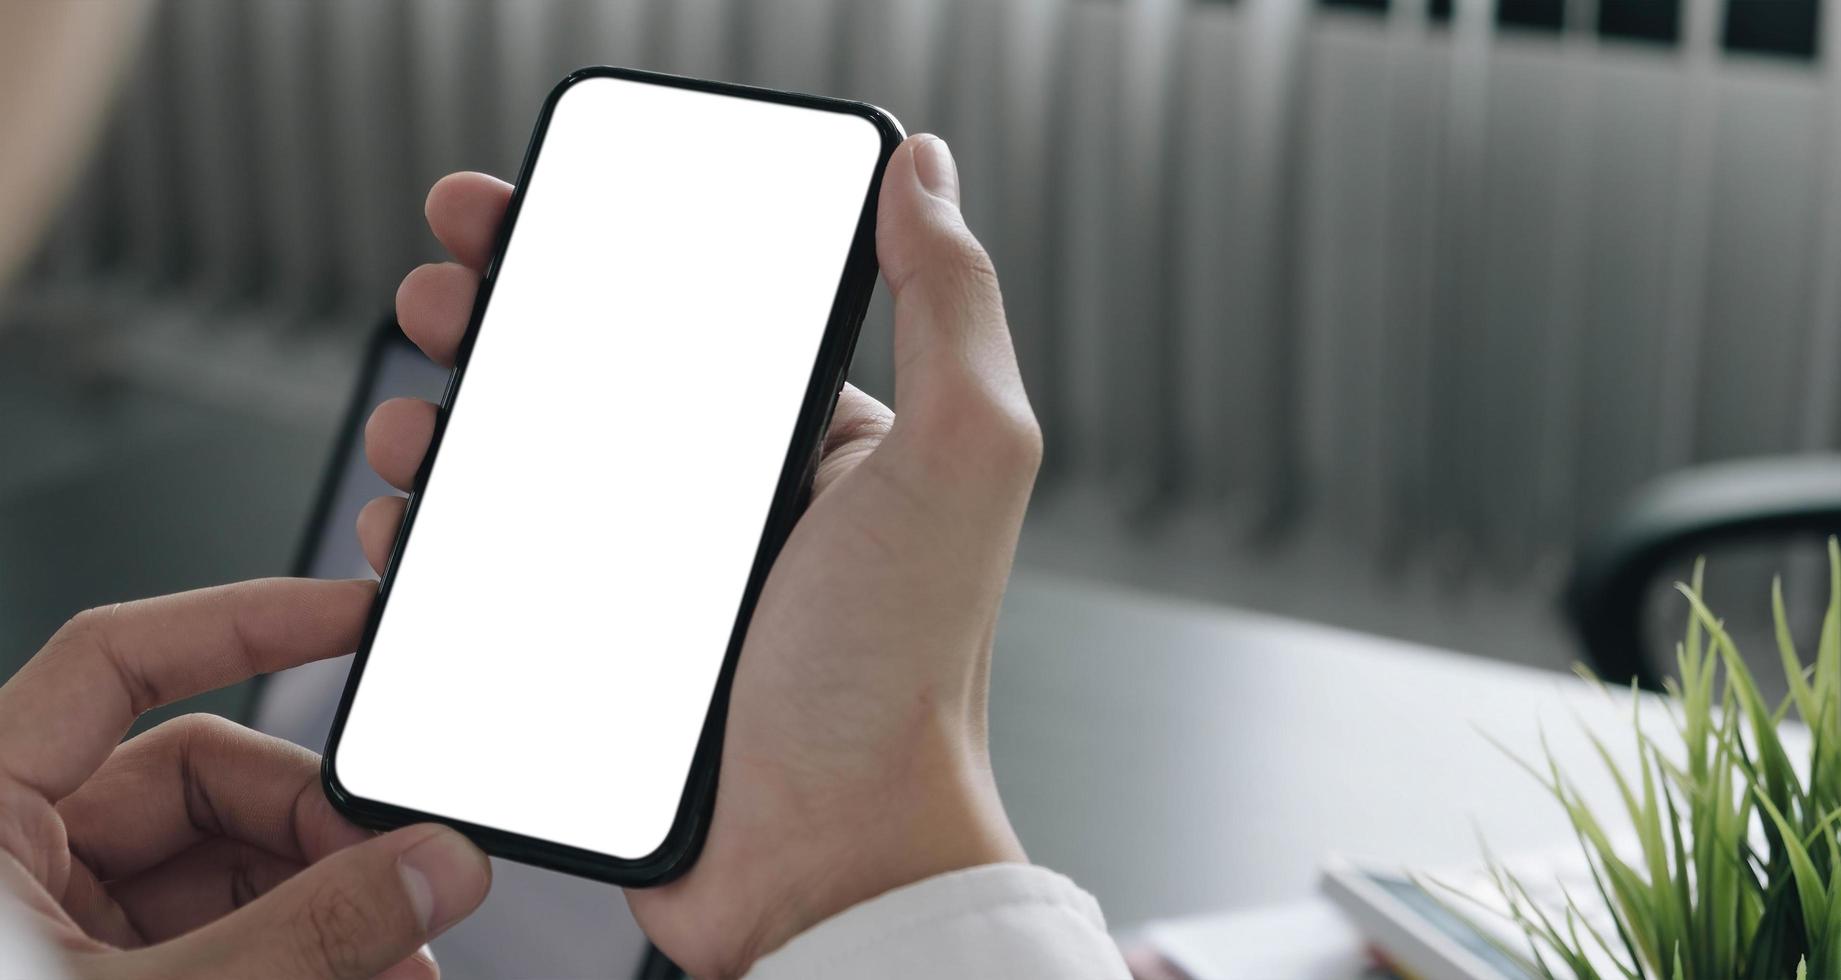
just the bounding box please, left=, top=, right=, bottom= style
left=744, top=864, right=1131, bottom=980
left=0, top=862, right=1133, bottom=980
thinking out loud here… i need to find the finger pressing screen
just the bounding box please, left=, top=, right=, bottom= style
left=0, top=579, right=374, bottom=801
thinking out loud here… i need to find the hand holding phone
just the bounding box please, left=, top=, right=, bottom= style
left=327, top=71, right=906, bottom=885
left=362, top=98, right=1041, bottom=978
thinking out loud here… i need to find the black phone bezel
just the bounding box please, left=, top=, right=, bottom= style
left=320, top=66, right=904, bottom=887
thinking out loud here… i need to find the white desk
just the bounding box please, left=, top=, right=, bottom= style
left=990, top=573, right=1656, bottom=931
left=262, top=570, right=1642, bottom=977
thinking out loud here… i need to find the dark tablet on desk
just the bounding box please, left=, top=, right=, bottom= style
left=250, top=319, right=670, bottom=980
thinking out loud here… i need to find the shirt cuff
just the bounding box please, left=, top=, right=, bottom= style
left=744, top=863, right=1131, bottom=980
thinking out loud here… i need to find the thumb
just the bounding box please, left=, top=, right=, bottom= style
left=875, top=134, right=1041, bottom=485
left=134, top=825, right=490, bottom=980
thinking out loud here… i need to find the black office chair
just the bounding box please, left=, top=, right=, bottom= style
left=1564, top=456, right=1841, bottom=691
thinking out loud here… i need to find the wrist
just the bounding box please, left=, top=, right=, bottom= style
left=739, top=736, right=1025, bottom=972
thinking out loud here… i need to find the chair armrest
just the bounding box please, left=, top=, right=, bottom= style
left=1564, top=456, right=1841, bottom=689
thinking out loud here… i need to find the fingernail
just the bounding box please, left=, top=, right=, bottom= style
left=398, top=828, right=490, bottom=935
left=374, top=947, right=439, bottom=980
left=913, top=135, right=959, bottom=206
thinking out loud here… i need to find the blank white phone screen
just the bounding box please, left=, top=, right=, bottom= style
left=333, top=76, right=884, bottom=860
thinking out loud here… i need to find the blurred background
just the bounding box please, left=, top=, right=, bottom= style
left=7, top=0, right=1841, bottom=697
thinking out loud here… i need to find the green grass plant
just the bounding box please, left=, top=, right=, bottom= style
left=1496, top=540, right=1841, bottom=979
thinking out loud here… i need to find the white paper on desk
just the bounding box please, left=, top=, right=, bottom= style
left=1142, top=899, right=1389, bottom=980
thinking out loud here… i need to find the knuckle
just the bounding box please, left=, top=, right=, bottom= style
left=936, top=228, right=999, bottom=291
left=149, top=714, right=239, bottom=839
left=141, top=712, right=236, bottom=756
left=159, top=711, right=235, bottom=741
left=54, top=604, right=112, bottom=644
left=894, top=217, right=998, bottom=301
left=910, top=381, right=1044, bottom=483
left=297, top=880, right=375, bottom=979
left=993, top=405, right=1045, bottom=476
left=155, top=712, right=242, bottom=764
left=53, top=604, right=159, bottom=713
left=967, top=400, right=1044, bottom=480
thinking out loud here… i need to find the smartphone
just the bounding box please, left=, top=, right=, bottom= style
left=322, top=67, right=903, bottom=885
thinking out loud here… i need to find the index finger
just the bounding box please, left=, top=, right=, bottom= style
left=0, top=578, right=373, bottom=801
